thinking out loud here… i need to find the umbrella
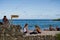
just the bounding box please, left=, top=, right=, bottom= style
left=11, top=15, right=19, bottom=24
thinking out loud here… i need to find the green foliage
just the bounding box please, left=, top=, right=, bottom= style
left=53, top=18, right=60, bottom=21
left=56, top=33, right=60, bottom=40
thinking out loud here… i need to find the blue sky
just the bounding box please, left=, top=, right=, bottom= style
left=0, top=0, right=60, bottom=19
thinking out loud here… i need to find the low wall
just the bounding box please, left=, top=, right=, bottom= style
left=0, top=34, right=57, bottom=40
left=23, top=35, right=56, bottom=40
left=0, top=25, right=60, bottom=40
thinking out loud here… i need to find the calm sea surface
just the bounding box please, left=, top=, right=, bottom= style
left=0, top=19, right=60, bottom=30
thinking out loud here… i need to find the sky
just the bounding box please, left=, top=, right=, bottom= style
left=0, top=0, right=60, bottom=19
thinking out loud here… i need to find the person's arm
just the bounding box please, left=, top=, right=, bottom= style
left=37, top=29, right=41, bottom=33
left=26, top=28, right=29, bottom=33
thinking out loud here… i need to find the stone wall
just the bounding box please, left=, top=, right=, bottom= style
left=0, top=25, right=58, bottom=40
left=0, top=34, right=57, bottom=40
left=22, top=35, right=56, bottom=40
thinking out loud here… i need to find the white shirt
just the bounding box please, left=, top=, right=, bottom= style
left=23, top=28, right=27, bottom=32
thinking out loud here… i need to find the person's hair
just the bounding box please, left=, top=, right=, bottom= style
left=24, top=23, right=28, bottom=27
left=17, top=25, right=22, bottom=29
left=4, top=16, right=6, bottom=17
left=35, top=25, right=40, bottom=29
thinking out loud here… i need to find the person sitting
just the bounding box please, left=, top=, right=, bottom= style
left=16, top=25, right=22, bottom=32
left=23, top=24, right=29, bottom=34
left=56, top=26, right=60, bottom=31
left=49, top=25, right=55, bottom=31
left=30, top=25, right=41, bottom=34
left=35, top=25, right=41, bottom=33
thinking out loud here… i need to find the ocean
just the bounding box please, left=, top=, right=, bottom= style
left=0, top=19, right=60, bottom=30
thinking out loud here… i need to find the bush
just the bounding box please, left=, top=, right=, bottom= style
left=56, top=33, right=60, bottom=40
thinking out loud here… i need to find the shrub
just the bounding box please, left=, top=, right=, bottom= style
left=56, top=33, right=60, bottom=40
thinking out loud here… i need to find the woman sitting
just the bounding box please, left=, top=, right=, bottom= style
left=35, top=25, right=41, bottom=33
left=30, top=25, right=41, bottom=34
left=23, top=24, right=29, bottom=34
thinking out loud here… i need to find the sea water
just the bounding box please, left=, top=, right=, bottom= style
left=0, top=19, right=60, bottom=30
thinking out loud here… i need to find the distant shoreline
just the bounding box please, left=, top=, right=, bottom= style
left=53, top=19, right=60, bottom=21
left=0, top=19, right=60, bottom=21
left=0, top=19, right=53, bottom=21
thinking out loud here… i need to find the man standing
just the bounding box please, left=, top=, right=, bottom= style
left=3, top=16, right=9, bottom=24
